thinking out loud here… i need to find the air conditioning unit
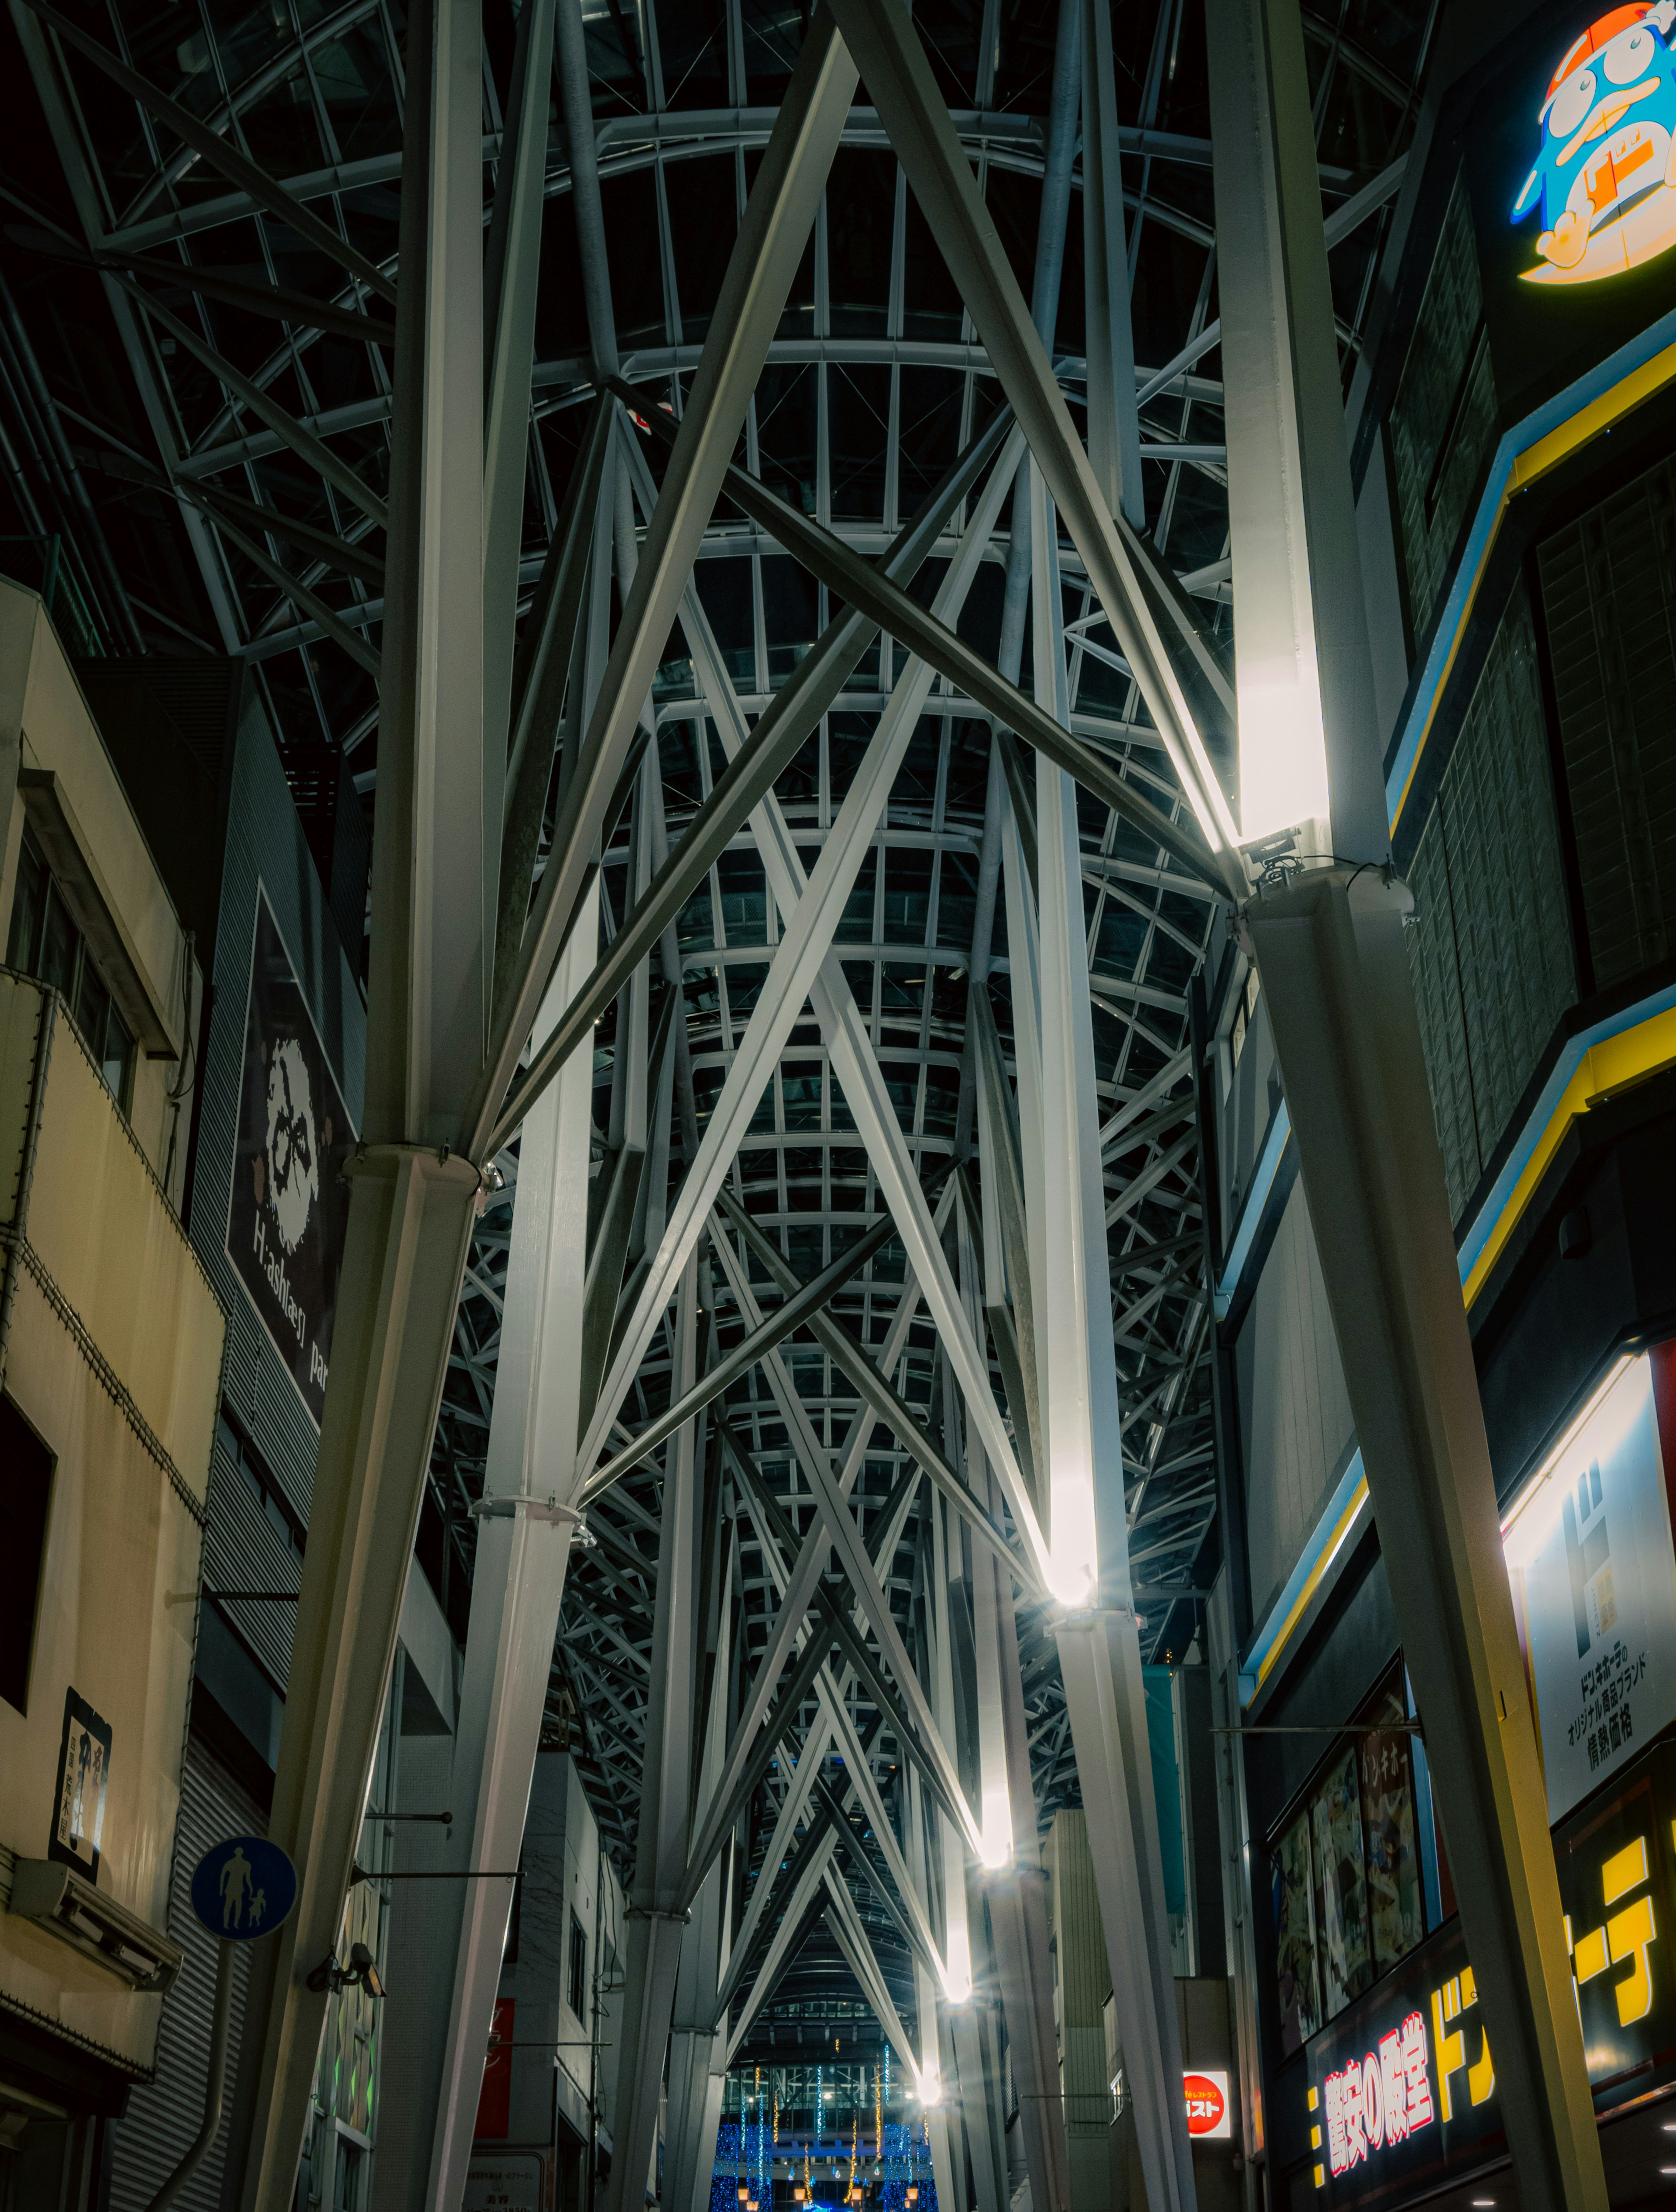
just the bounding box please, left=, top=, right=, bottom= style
left=7, top=1861, right=183, bottom=1993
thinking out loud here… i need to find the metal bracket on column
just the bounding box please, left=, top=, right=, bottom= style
left=468, top=1497, right=595, bottom=1543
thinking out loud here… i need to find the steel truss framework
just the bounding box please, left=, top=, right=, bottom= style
left=1, top=0, right=1437, bottom=2208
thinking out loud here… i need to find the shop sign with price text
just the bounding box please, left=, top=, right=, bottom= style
left=1302, top=1740, right=1676, bottom=2208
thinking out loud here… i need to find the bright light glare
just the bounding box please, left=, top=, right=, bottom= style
left=1237, top=667, right=1329, bottom=847
left=1047, top=1552, right=1095, bottom=1609
left=978, top=1833, right=1011, bottom=1871
left=917, top=2067, right=941, bottom=2107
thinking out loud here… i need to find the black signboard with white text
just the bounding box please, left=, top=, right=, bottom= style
left=225, top=889, right=355, bottom=1425
left=1302, top=1738, right=1676, bottom=2209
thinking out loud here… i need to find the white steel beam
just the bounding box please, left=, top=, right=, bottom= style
left=1023, top=461, right=1198, bottom=2212
left=468, top=17, right=860, bottom=1156
left=824, top=0, right=1247, bottom=892
left=230, top=0, right=493, bottom=2197
left=604, top=1255, right=704, bottom=2212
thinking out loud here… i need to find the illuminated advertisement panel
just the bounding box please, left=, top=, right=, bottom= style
left=1302, top=1741, right=1676, bottom=2209
left=1505, top=1350, right=1676, bottom=1820
left=1460, top=0, right=1676, bottom=417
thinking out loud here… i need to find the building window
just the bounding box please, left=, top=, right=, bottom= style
left=0, top=1394, right=53, bottom=1715
left=1270, top=1672, right=1430, bottom=2055
left=6, top=823, right=134, bottom=1110
left=569, top=1907, right=588, bottom=2021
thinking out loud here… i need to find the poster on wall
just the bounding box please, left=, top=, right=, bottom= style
left=225, top=888, right=356, bottom=1427
left=1302, top=1738, right=1676, bottom=2208
left=1460, top=0, right=1676, bottom=420
left=49, top=1688, right=111, bottom=1880
left=1505, top=1352, right=1676, bottom=1820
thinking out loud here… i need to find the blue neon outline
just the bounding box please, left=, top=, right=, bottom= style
left=1214, top=1101, right=1291, bottom=1321
left=1237, top=1450, right=1367, bottom=1708
left=1454, top=975, right=1676, bottom=1287
left=1384, top=301, right=1676, bottom=832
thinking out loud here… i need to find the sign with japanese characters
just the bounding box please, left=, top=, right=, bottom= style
left=1185, top=2071, right=1233, bottom=2141
left=225, top=888, right=356, bottom=1427
left=464, top=2154, right=544, bottom=2212
left=1504, top=1352, right=1676, bottom=1820
left=1305, top=1739, right=1676, bottom=2207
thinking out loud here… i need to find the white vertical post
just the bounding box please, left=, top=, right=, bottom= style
left=1023, top=460, right=1196, bottom=2212
left=603, top=1256, right=704, bottom=2212
left=1205, top=0, right=1385, bottom=860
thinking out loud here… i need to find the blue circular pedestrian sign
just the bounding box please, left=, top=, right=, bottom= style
left=189, top=1837, right=297, bottom=1942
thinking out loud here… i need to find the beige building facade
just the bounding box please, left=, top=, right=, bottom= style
left=0, top=580, right=225, bottom=2206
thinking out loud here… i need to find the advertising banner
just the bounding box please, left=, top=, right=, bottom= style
left=49, top=1687, right=111, bottom=1879
left=1301, top=1739, right=1676, bottom=2208
left=1506, top=1353, right=1676, bottom=1820
left=1459, top=0, right=1676, bottom=421
left=225, top=888, right=356, bottom=1426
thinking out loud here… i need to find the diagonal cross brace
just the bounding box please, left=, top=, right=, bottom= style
left=579, top=1211, right=899, bottom=1503
left=22, top=0, right=398, bottom=303
left=485, top=398, right=1015, bottom=1156
left=466, top=16, right=860, bottom=1159
left=573, top=427, right=1051, bottom=1590
left=821, top=0, right=1249, bottom=896
left=714, top=1188, right=1042, bottom=1600
left=705, top=1228, right=982, bottom=1855
left=619, top=389, right=1222, bottom=891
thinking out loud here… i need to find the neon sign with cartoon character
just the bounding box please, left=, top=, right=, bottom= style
left=1512, top=1, right=1676, bottom=283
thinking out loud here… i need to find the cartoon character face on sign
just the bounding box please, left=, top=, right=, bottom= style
left=265, top=1036, right=320, bottom=1254
left=1512, top=1, right=1676, bottom=282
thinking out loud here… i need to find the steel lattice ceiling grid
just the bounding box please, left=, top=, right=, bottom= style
left=0, top=0, right=1436, bottom=2069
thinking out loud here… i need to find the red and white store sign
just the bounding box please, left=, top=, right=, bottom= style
left=1185, top=2070, right=1232, bottom=2140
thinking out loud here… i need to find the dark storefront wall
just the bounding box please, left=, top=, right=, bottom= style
left=1271, top=1740, right=1676, bottom=2212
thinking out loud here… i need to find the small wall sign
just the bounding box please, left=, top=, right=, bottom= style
left=50, top=1688, right=111, bottom=1881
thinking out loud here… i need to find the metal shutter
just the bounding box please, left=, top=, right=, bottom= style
left=1537, top=456, right=1676, bottom=990
left=106, top=1741, right=267, bottom=2212
left=1406, top=580, right=1576, bottom=1218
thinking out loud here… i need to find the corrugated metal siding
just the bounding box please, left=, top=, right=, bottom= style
left=1537, top=456, right=1676, bottom=991
left=1405, top=579, right=1576, bottom=1218
left=1234, top=1177, right=1356, bottom=1626
left=1388, top=174, right=1497, bottom=640
left=106, top=1741, right=266, bottom=2212
left=203, top=1426, right=299, bottom=1686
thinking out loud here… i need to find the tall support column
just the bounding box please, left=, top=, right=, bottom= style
left=1246, top=874, right=1608, bottom=2212
left=1051, top=1813, right=1118, bottom=2212
left=1203, top=0, right=1384, bottom=863
left=955, top=1202, right=1070, bottom=2212
left=928, top=1491, right=1005, bottom=2212
left=369, top=912, right=599, bottom=2212
left=482, top=0, right=557, bottom=793
left=1020, top=464, right=1196, bottom=2212
left=1206, top=8, right=1606, bottom=2212
left=423, top=893, right=601, bottom=2212
left=606, top=1257, right=704, bottom=2212
left=666, top=1544, right=735, bottom=2212
left=1079, top=0, right=1144, bottom=528
left=230, top=0, right=491, bottom=2202
left=903, top=1765, right=961, bottom=2212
